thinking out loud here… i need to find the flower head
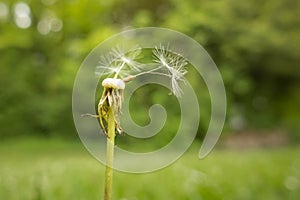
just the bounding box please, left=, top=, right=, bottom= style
left=89, top=45, right=190, bottom=136
left=98, top=78, right=125, bottom=135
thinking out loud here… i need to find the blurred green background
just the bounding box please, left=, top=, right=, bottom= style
left=0, top=0, right=299, bottom=199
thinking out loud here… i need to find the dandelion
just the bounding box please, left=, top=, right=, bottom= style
left=83, top=44, right=188, bottom=200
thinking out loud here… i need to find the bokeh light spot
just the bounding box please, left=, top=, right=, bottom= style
left=14, top=2, right=31, bottom=29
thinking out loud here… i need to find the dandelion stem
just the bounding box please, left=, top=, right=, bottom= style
left=104, top=107, right=115, bottom=200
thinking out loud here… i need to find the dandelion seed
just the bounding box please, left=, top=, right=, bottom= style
left=152, top=45, right=188, bottom=97
left=96, top=46, right=143, bottom=79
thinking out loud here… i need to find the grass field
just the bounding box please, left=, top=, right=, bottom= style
left=0, top=138, right=299, bottom=200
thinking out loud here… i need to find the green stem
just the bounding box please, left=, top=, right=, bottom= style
left=104, top=107, right=115, bottom=200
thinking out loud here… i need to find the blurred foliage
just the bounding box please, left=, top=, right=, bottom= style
left=0, top=0, right=299, bottom=140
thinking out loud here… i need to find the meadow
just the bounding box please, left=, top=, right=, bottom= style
left=0, top=138, right=299, bottom=200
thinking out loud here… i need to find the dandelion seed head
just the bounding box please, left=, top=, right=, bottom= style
left=102, top=78, right=125, bottom=90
